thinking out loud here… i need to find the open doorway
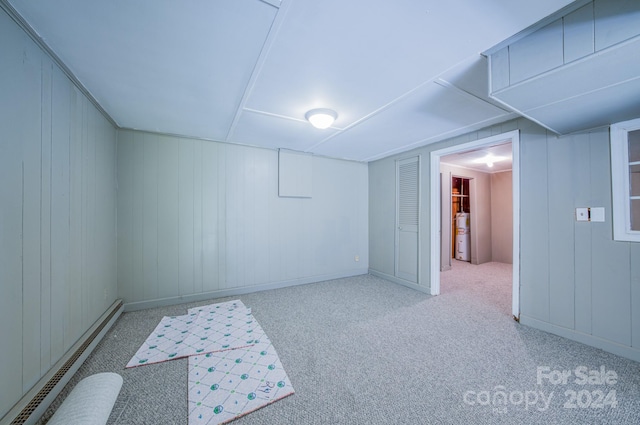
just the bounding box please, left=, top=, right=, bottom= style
left=429, top=130, right=520, bottom=320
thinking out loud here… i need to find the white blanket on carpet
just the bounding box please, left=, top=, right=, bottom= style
left=126, top=300, right=256, bottom=368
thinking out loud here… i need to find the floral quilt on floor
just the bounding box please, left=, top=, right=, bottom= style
left=125, top=299, right=294, bottom=424
left=126, top=300, right=256, bottom=368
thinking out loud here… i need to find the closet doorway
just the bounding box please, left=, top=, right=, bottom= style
left=429, top=130, right=521, bottom=320
left=451, top=176, right=471, bottom=261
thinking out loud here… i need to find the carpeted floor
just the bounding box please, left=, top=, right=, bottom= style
left=39, top=261, right=640, bottom=424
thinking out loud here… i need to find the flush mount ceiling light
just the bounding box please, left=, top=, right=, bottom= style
left=305, top=108, right=337, bottom=129
left=473, top=153, right=509, bottom=168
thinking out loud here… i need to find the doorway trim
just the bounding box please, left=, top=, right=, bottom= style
left=429, top=130, right=520, bottom=319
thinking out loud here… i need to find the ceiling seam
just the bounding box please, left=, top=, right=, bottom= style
left=223, top=0, right=292, bottom=143
left=434, top=79, right=512, bottom=113
left=363, top=113, right=519, bottom=162
left=242, top=107, right=345, bottom=131
left=305, top=52, right=498, bottom=154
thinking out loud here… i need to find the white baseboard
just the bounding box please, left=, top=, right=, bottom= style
left=123, top=269, right=369, bottom=312
left=520, top=315, right=640, bottom=363
left=368, top=269, right=431, bottom=294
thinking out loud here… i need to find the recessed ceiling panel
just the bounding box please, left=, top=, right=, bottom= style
left=313, top=82, right=512, bottom=161
left=230, top=110, right=338, bottom=152
left=7, top=0, right=577, bottom=161
left=244, top=0, right=573, bottom=129
left=9, top=0, right=278, bottom=140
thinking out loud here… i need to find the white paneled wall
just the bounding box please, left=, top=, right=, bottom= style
left=369, top=118, right=640, bottom=361
left=0, top=8, right=118, bottom=419
left=117, top=130, right=369, bottom=307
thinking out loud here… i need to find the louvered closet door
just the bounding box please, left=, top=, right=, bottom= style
left=395, top=156, right=420, bottom=283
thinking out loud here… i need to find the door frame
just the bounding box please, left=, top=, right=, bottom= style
left=429, top=130, right=521, bottom=319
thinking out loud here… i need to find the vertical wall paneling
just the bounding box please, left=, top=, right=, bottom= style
left=108, top=119, right=118, bottom=301
left=201, top=141, right=219, bottom=292
left=67, top=87, right=82, bottom=348
left=508, top=19, right=564, bottom=85
left=278, top=150, right=312, bottom=198
left=179, top=139, right=196, bottom=295
left=489, top=47, right=510, bottom=92
left=563, top=2, right=594, bottom=63
left=132, top=136, right=145, bottom=301
left=81, top=100, right=95, bottom=328
left=368, top=117, right=640, bottom=361
left=117, top=131, right=368, bottom=307
left=224, top=145, right=243, bottom=288
left=40, top=59, right=53, bottom=375
left=157, top=136, right=180, bottom=298
left=594, top=0, right=640, bottom=51
left=251, top=148, right=271, bottom=285
left=117, top=131, right=134, bottom=303
left=572, top=134, right=593, bottom=334
left=142, top=133, right=159, bottom=300
left=217, top=143, right=227, bottom=289
left=0, top=11, right=26, bottom=414
left=0, top=8, right=118, bottom=418
left=589, top=129, right=632, bottom=346
left=21, top=37, right=44, bottom=394
left=547, top=137, right=575, bottom=329
left=193, top=140, right=204, bottom=294
left=49, top=65, right=71, bottom=364
left=519, top=125, right=551, bottom=322
left=268, top=166, right=285, bottom=282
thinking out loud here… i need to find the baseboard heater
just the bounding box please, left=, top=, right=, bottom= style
left=1, top=299, right=124, bottom=425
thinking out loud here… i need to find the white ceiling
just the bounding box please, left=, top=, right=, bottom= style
left=441, top=142, right=512, bottom=173
left=6, top=0, right=576, bottom=162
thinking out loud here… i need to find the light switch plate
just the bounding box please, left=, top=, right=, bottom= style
left=576, top=207, right=589, bottom=221
left=590, top=207, right=605, bottom=222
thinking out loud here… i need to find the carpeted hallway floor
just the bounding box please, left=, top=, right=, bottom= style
left=39, top=261, right=640, bottom=424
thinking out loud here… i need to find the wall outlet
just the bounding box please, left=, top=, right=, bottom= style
left=576, top=207, right=605, bottom=222
left=576, top=208, right=589, bottom=221
left=354, top=255, right=360, bottom=262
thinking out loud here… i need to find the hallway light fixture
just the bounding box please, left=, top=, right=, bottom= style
left=305, top=108, right=337, bottom=129
left=474, top=153, right=507, bottom=168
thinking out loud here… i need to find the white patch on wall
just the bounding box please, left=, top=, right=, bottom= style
left=278, top=149, right=312, bottom=198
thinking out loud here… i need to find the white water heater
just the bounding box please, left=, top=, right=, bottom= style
left=455, top=212, right=470, bottom=261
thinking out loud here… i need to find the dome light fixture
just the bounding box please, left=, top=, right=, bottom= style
left=473, top=153, right=507, bottom=168
left=305, top=108, right=337, bottom=129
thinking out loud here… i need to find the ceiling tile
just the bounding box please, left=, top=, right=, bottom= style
left=7, top=0, right=577, bottom=161
left=9, top=0, right=278, bottom=140
left=313, top=81, right=512, bottom=161
left=244, top=0, right=564, bottom=128
left=230, top=109, right=338, bottom=152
